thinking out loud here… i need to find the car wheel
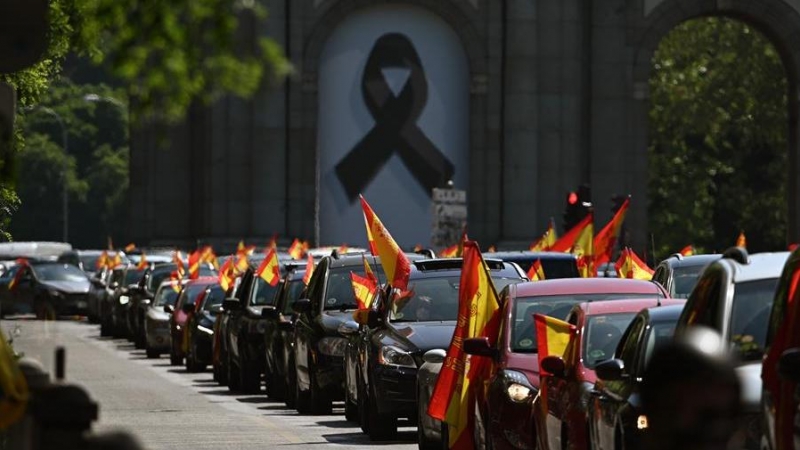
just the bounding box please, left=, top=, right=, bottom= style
left=358, top=374, right=370, bottom=434
left=100, top=319, right=111, bottom=337
left=368, top=383, right=397, bottom=441
left=169, top=338, right=182, bottom=366
left=217, top=346, right=229, bottom=386
left=228, top=350, right=241, bottom=392
left=295, top=364, right=311, bottom=414
left=185, top=343, right=197, bottom=372
left=145, top=345, right=160, bottom=359
left=310, top=369, right=332, bottom=415
left=266, top=369, right=286, bottom=401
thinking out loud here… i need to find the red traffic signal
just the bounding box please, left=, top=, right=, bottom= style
left=568, top=192, right=578, bottom=205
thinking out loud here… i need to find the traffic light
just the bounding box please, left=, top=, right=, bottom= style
left=563, top=185, right=592, bottom=232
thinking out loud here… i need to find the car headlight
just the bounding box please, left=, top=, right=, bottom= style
left=379, top=345, right=416, bottom=368
left=502, top=370, right=534, bottom=403
left=119, top=295, right=130, bottom=305
left=198, top=325, right=214, bottom=335
left=318, top=337, right=348, bottom=357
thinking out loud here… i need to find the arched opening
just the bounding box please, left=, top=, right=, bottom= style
left=647, top=16, right=789, bottom=254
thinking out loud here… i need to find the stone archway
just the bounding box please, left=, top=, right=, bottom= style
left=293, top=0, right=490, bottom=246
left=627, top=0, right=800, bottom=246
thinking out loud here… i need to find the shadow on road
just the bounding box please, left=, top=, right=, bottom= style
left=315, top=419, right=357, bottom=429
left=322, top=431, right=416, bottom=445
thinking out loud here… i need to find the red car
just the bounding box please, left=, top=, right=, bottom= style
left=166, top=277, right=217, bottom=366
left=535, top=298, right=685, bottom=450
left=465, top=278, right=668, bottom=450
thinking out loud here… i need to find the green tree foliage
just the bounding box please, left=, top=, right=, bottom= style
left=649, top=17, right=788, bottom=255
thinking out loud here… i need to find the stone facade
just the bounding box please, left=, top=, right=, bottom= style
left=130, top=0, right=800, bottom=252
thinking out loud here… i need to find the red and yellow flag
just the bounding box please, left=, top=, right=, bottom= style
left=440, top=244, right=459, bottom=258
left=267, top=234, right=278, bottom=250
left=363, top=254, right=378, bottom=285
left=136, top=252, right=148, bottom=270
left=110, top=252, right=123, bottom=269
left=338, top=243, right=349, bottom=254
left=234, top=253, right=249, bottom=275
left=593, top=197, right=629, bottom=267
left=188, top=250, right=201, bottom=280
left=736, top=231, right=747, bottom=248
left=551, top=213, right=593, bottom=253
left=534, top=314, right=577, bottom=411
left=172, top=251, right=185, bottom=278
left=288, top=238, right=305, bottom=260
left=427, top=241, right=501, bottom=450
left=571, top=215, right=594, bottom=278
left=124, top=243, right=136, bottom=252
left=8, top=259, right=28, bottom=292
left=527, top=259, right=545, bottom=281
left=302, top=254, right=315, bottom=285
left=679, top=245, right=695, bottom=256
left=96, top=251, right=109, bottom=271
left=256, top=248, right=281, bottom=286
left=218, top=258, right=236, bottom=292
left=614, top=248, right=653, bottom=280
left=199, top=246, right=218, bottom=269
left=530, top=219, right=558, bottom=252
left=351, top=271, right=378, bottom=310
left=360, top=195, right=411, bottom=291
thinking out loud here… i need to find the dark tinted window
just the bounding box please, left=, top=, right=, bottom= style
left=125, top=269, right=144, bottom=285
left=540, top=259, right=580, bottom=279
left=177, top=284, right=209, bottom=308
left=730, top=278, right=779, bottom=361
left=643, top=321, right=677, bottom=368
left=154, top=286, right=179, bottom=307
left=685, top=266, right=724, bottom=329
left=250, top=278, right=280, bottom=306
left=583, top=313, right=635, bottom=368
left=79, top=255, right=101, bottom=270
left=672, top=265, right=706, bottom=298
left=283, top=279, right=306, bottom=315
left=323, top=265, right=385, bottom=311
left=390, top=277, right=460, bottom=322
left=32, top=264, right=88, bottom=282
left=203, top=285, right=225, bottom=310
left=618, top=317, right=645, bottom=371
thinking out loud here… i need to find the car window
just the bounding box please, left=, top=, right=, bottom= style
left=32, top=264, right=88, bottom=282
left=79, top=255, right=101, bottom=271
left=390, top=277, right=460, bottom=322
left=283, top=279, right=306, bottom=315
left=684, top=266, right=724, bottom=329
left=203, top=285, right=225, bottom=310
left=766, top=256, right=800, bottom=350
left=250, top=277, right=280, bottom=306
left=643, top=321, right=677, bottom=369
left=323, top=265, right=385, bottom=311
left=154, top=286, right=179, bottom=307
left=178, top=284, right=208, bottom=308
left=671, top=265, right=706, bottom=298
left=539, top=259, right=580, bottom=279
left=510, top=293, right=659, bottom=353
left=583, top=313, right=635, bottom=369
left=617, top=316, right=645, bottom=372
left=730, top=278, right=779, bottom=360
left=125, top=268, right=144, bottom=285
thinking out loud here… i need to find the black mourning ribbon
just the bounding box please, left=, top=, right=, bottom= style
left=336, top=33, right=455, bottom=201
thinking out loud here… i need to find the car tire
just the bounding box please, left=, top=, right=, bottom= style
left=100, top=319, right=112, bottom=337
left=217, top=346, right=229, bottom=386
left=310, top=369, right=332, bottom=415
left=228, top=351, right=241, bottom=392
left=266, top=369, right=286, bottom=401
left=169, top=338, right=182, bottom=366
left=368, top=383, right=397, bottom=441
left=186, top=343, right=198, bottom=372
left=145, top=347, right=160, bottom=359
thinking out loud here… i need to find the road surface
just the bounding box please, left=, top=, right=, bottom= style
left=2, top=317, right=418, bottom=450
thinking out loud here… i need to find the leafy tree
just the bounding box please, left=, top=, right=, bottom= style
left=649, top=17, right=788, bottom=256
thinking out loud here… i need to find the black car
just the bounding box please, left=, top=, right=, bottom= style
left=651, top=253, right=720, bottom=298
left=262, top=265, right=307, bottom=402
left=57, top=249, right=128, bottom=322
left=292, top=252, right=400, bottom=414
left=185, top=281, right=225, bottom=372
left=489, top=251, right=580, bottom=278
left=346, top=258, right=527, bottom=440
left=0, top=261, right=94, bottom=319
left=589, top=304, right=685, bottom=450
left=222, top=258, right=287, bottom=393
left=112, top=266, right=147, bottom=338
left=166, top=278, right=217, bottom=366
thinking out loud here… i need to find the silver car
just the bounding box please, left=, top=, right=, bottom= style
left=144, top=280, right=184, bottom=358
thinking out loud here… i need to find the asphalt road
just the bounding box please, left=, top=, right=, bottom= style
left=2, top=318, right=419, bottom=450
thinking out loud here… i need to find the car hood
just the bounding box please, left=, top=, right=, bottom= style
left=319, top=310, right=353, bottom=334
left=385, top=321, right=457, bottom=353
left=736, top=361, right=763, bottom=412
left=40, top=280, right=91, bottom=294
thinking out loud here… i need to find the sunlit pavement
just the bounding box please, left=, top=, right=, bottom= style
left=2, top=318, right=418, bottom=450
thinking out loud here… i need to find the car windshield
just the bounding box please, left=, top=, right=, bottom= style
left=203, top=285, right=225, bottom=311
left=730, top=278, right=779, bottom=361
left=283, top=279, right=306, bottom=315
left=672, top=265, right=707, bottom=298
left=79, top=255, right=102, bottom=271
left=251, top=277, right=280, bottom=306
left=511, top=293, right=660, bottom=353
left=324, top=266, right=385, bottom=311
left=583, top=313, right=636, bottom=369
left=32, top=264, right=88, bottom=282
left=125, top=269, right=144, bottom=285
left=390, top=277, right=460, bottom=322
left=154, top=286, right=179, bottom=307
left=643, top=321, right=678, bottom=367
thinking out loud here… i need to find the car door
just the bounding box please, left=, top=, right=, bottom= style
left=228, top=273, right=253, bottom=361
left=295, top=260, right=326, bottom=390
left=594, top=316, right=645, bottom=450
left=544, top=310, right=581, bottom=450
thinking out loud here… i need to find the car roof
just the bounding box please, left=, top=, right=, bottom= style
left=487, top=251, right=577, bottom=261
left=285, top=269, right=307, bottom=281
left=581, top=298, right=685, bottom=315
left=723, top=251, right=790, bottom=282
left=660, top=254, right=721, bottom=268
left=511, top=278, right=665, bottom=297
left=325, top=252, right=427, bottom=269
left=408, top=258, right=524, bottom=280
left=641, top=303, right=686, bottom=323
left=183, top=276, right=218, bottom=287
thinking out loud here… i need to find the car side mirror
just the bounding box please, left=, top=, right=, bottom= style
left=222, top=298, right=240, bottom=312
left=292, top=298, right=312, bottom=314
left=338, top=320, right=359, bottom=337
left=778, top=348, right=800, bottom=382
left=595, top=358, right=626, bottom=381
left=261, top=305, right=278, bottom=319
left=423, top=349, right=447, bottom=365
left=163, top=304, right=174, bottom=314
left=464, top=337, right=498, bottom=358
left=181, top=303, right=195, bottom=313
left=541, top=355, right=567, bottom=377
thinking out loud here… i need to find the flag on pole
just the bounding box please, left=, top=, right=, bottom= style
left=572, top=218, right=594, bottom=277
left=427, top=241, right=501, bottom=450
left=530, top=218, right=558, bottom=251
left=188, top=250, right=201, bottom=280
left=360, top=195, right=411, bottom=291
left=96, top=251, right=109, bottom=271
left=256, top=248, right=280, bottom=286
left=679, top=245, right=695, bottom=256
left=136, top=252, right=148, bottom=270
left=351, top=271, right=378, bottom=310
left=614, top=248, right=654, bottom=280
left=172, top=251, right=185, bottom=278
left=302, top=254, right=315, bottom=285
left=288, top=239, right=305, bottom=260
left=218, top=258, right=235, bottom=292
left=8, top=259, right=28, bottom=292
left=527, top=259, right=545, bottom=281
left=593, top=197, right=629, bottom=267
left=124, top=243, right=136, bottom=252
left=736, top=231, right=747, bottom=248
left=534, top=314, right=577, bottom=410
left=440, top=245, right=459, bottom=258
left=551, top=213, right=593, bottom=253
left=267, top=234, right=278, bottom=250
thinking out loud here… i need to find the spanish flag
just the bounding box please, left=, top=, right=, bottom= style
left=571, top=216, right=594, bottom=278
left=530, top=218, right=558, bottom=251
left=614, top=248, right=653, bottom=280
left=8, top=259, right=28, bottom=292
left=736, top=231, right=747, bottom=248
left=679, top=245, right=695, bottom=256
left=168, top=270, right=182, bottom=291
left=534, top=314, right=577, bottom=410
left=427, top=241, right=501, bottom=450
left=440, top=244, right=459, bottom=258
left=267, top=234, right=278, bottom=250
left=351, top=271, right=378, bottom=310
left=360, top=195, right=411, bottom=291
left=136, top=252, right=148, bottom=270
left=593, top=197, right=629, bottom=267
left=363, top=254, right=378, bottom=285
left=302, top=254, right=315, bottom=285
left=172, top=251, right=185, bottom=278
left=218, top=258, right=236, bottom=292
left=234, top=253, right=249, bottom=275
left=200, top=246, right=218, bottom=269
left=288, top=238, right=305, bottom=260
left=256, top=247, right=280, bottom=286
left=527, top=259, right=545, bottom=281
left=110, top=252, right=123, bottom=269
left=551, top=213, right=593, bottom=253
left=96, top=251, right=109, bottom=271
left=124, top=243, right=136, bottom=252
left=187, top=250, right=201, bottom=280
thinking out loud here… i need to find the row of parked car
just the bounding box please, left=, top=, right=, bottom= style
left=6, top=242, right=800, bottom=450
